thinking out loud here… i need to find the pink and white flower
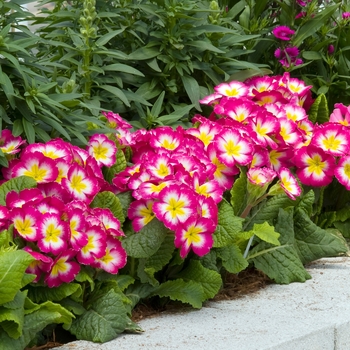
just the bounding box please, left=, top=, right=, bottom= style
left=335, top=156, right=350, bottom=190
left=87, top=133, right=117, bottom=167
left=278, top=167, right=301, bottom=200
left=174, top=217, right=216, bottom=258
left=128, top=199, right=156, bottom=231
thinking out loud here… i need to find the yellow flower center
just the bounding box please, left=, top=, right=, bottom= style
left=23, top=164, right=48, bottom=182
left=139, top=202, right=155, bottom=225
left=71, top=174, right=87, bottom=193
left=224, top=140, right=241, bottom=156
left=44, top=223, right=61, bottom=243
left=51, top=258, right=67, bottom=276
left=156, top=163, right=170, bottom=177
left=14, top=218, right=34, bottom=237
left=306, top=155, right=325, bottom=175
left=161, top=139, right=176, bottom=150
left=184, top=225, right=202, bottom=244
left=322, top=135, right=341, bottom=151
left=344, top=164, right=350, bottom=178
left=93, top=144, right=108, bottom=160
left=166, top=197, right=185, bottom=219
left=225, top=88, right=238, bottom=97
left=82, top=235, right=95, bottom=254
left=198, top=132, right=213, bottom=146
left=212, top=157, right=226, bottom=178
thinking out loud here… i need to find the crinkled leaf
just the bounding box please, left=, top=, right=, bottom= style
left=297, top=190, right=315, bottom=216
left=0, top=176, right=37, bottom=206
left=122, top=219, right=168, bottom=258
left=137, top=262, right=159, bottom=286
left=294, top=208, right=349, bottom=264
left=0, top=291, right=26, bottom=339
left=151, top=279, right=204, bottom=309
left=69, top=289, right=129, bottom=342
left=145, top=235, right=175, bottom=272
left=244, top=194, right=294, bottom=231
left=216, top=244, right=248, bottom=274
left=102, top=149, right=127, bottom=183
left=178, top=260, right=222, bottom=301
left=75, top=266, right=95, bottom=292
left=90, top=191, right=125, bottom=224
left=250, top=222, right=280, bottom=246
left=214, top=201, right=244, bottom=248
left=249, top=209, right=311, bottom=284
left=116, top=191, right=133, bottom=220
left=334, top=220, right=350, bottom=238
left=0, top=250, right=34, bottom=306
left=27, top=283, right=82, bottom=304
left=0, top=226, right=13, bottom=249
left=0, top=301, right=74, bottom=350
left=230, top=170, right=247, bottom=216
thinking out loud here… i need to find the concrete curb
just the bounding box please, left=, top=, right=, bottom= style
left=56, top=257, right=350, bottom=350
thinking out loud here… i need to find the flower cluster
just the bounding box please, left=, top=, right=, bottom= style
left=112, top=73, right=318, bottom=258
left=272, top=25, right=303, bottom=68
left=0, top=133, right=127, bottom=287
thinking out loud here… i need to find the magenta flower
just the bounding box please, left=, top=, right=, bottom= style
left=45, top=250, right=80, bottom=288
left=247, top=167, right=276, bottom=187
left=11, top=207, right=39, bottom=241
left=24, top=139, right=72, bottom=162
left=91, top=237, right=127, bottom=274
left=23, top=247, right=53, bottom=283
left=293, top=145, right=335, bottom=187
left=278, top=167, right=301, bottom=200
left=92, top=208, right=124, bottom=237
left=249, top=113, right=280, bottom=149
left=67, top=208, right=88, bottom=250
left=153, top=185, right=196, bottom=230
left=150, top=127, right=183, bottom=151
left=37, top=213, right=69, bottom=255
left=310, top=124, right=350, bottom=156
left=193, top=174, right=223, bottom=203
left=102, top=111, right=132, bottom=130
left=214, top=81, right=249, bottom=98
left=272, top=26, right=295, bottom=41
left=0, top=129, right=26, bottom=155
left=335, top=156, right=350, bottom=190
left=330, top=103, right=350, bottom=126
left=61, top=163, right=99, bottom=201
left=214, top=129, right=253, bottom=167
left=343, top=12, right=350, bottom=19
left=128, top=199, right=156, bottom=231
left=174, top=216, right=216, bottom=258
left=87, top=134, right=117, bottom=167
left=76, top=226, right=107, bottom=264
left=12, top=152, right=59, bottom=183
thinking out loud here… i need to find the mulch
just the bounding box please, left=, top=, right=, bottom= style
left=26, top=267, right=271, bottom=349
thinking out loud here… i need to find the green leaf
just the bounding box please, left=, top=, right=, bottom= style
left=122, top=219, right=168, bottom=258
left=293, top=208, right=349, bottom=264
left=128, top=46, right=160, bottom=60
left=213, top=200, right=244, bottom=248
left=293, top=5, right=339, bottom=47
left=0, top=176, right=37, bottom=206
left=244, top=194, right=294, bottom=231
left=250, top=222, right=280, bottom=246
left=297, top=190, right=315, bottom=216
left=179, top=260, right=222, bottom=301
left=230, top=169, right=247, bottom=216
left=151, top=279, right=204, bottom=309
left=0, top=291, right=26, bottom=339
left=90, top=191, right=125, bottom=224
left=102, top=149, right=127, bottom=183
left=104, top=63, right=144, bottom=76
left=249, top=209, right=311, bottom=284
left=27, top=283, right=82, bottom=304
left=216, top=244, right=248, bottom=274
left=116, top=191, right=133, bottom=220
left=0, top=251, right=34, bottom=306
left=22, top=118, right=35, bottom=144
left=181, top=75, right=201, bottom=111
left=69, top=289, right=129, bottom=342
left=96, top=29, right=126, bottom=46
left=307, top=94, right=329, bottom=124
left=150, top=91, right=165, bottom=117
left=100, top=85, right=130, bottom=107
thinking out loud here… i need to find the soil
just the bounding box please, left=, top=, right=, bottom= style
left=26, top=267, right=271, bottom=350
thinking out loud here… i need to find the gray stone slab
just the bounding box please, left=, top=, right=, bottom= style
left=56, top=257, right=350, bottom=350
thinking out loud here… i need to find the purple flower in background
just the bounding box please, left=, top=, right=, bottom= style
left=328, top=45, right=335, bottom=55
left=272, top=26, right=295, bottom=41
left=343, top=12, right=350, bottom=19
left=274, top=46, right=302, bottom=68
left=295, top=11, right=307, bottom=19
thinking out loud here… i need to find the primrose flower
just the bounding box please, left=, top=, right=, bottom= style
left=12, top=152, right=59, bottom=183
left=330, top=103, right=350, bottom=126
left=146, top=153, right=174, bottom=180
left=335, top=155, right=350, bottom=190
left=24, top=139, right=72, bottom=161
left=88, top=134, right=117, bottom=167
left=77, top=226, right=107, bottom=264
left=193, top=174, right=223, bottom=203
left=128, top=199, right=156, bottom=231
left=102, top=111, right=132, bottom=130
left=272, top=25, right=295, bottom=41
left=293, top=145, right=335, bottom=187
left=6, top=188, right=43, bottom=208
left=11, top=207, right=39, bottom=241
left=311, top=124, right=350, bottom=156
left=37, top=213, right=69, bottom=255
left=91, top=237, right=127, bottom=274
left=343, top=12, right=350, bottom=20
left=269, top=148, right=293, bottom=171
left=150, top=127, right=182, bottom=151
left=280, top=104, right=308, bottom=122
left=277, top=118, right=303, bottom=146
left=0, top=129, right=26, bottom=155
left=214, top=129, right=253, bottom=167
left=186, top=121, right=222, bottom=148
left=223, top=100, right=256, bottom=123
left=277, top=167, right=301, bottom=200
left=24, top=247, right=53, bottom=283
left=174, top=216, right=216, bottom=258
left=67, top=208, right=88, bottom=250
left=249, top=113, right=280, bottom=149
left=45, top=250, right=80, bottom=288
left=214, top=81, right=249, bottom=98
left=92, top=208, right=124, bottom=237
left=153, top=185, right=196, bottom=230
left=62, top=163, right=99, bottom=201
left=247, top=167, right=276, bottom=187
